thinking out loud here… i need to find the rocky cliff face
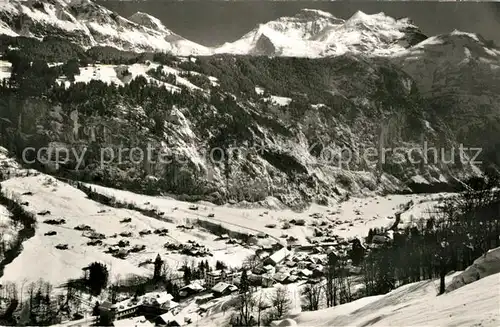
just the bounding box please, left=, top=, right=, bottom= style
left=0, top=52, right=484, bottom=208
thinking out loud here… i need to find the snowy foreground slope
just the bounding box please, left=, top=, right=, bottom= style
left=276, top=249, right=500, bottom=327
left=273, top=247, right=500, bottom=327
left=285, top=271, right=500, bottom=327
left=183, top=252, right=500, bottom=327
left=446, top=246, right=500, bottom=292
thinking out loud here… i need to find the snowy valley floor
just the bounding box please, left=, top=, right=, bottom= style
left=0, top=171, right=448, bottom=286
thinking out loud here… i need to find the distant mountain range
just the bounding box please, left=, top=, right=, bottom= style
left=0, top=0, right=458, bottom=58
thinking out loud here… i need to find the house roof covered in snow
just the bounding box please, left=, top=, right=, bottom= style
left=158, top=312, right=175, bottom=324
left=273, top=272, right=290, bottom=283
left=113, top=316, right=154, bottom=327
left=267, top=247, right=289, bottom=265
left=143, top=291, right=173, bottom=305
left=211, top=282, right=237, bottom=294
left=180, top=282, right=205, bottom=292
left=112, top=291, right=173, bottom=311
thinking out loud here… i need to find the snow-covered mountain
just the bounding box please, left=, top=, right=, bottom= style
left=215, top=9, right=427, bottom=57
left=0, top=0, right=210, bottom=55
left=0, top=2, right=428, bottom=58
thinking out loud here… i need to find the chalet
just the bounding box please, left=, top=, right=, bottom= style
left=312, top=266, right=324, bottom=277
left=256, top=251, right=270, bottom=261
left=211, top=282, right=238, bottom=297
left=195, top=293, right=214, bottom=305
left=256, top=232, right=268, bottom=238
left=252, top=266, right=266, bottom=275
left=299, top=269, right=313, bottom=278
left=262, top=273, right=275, bottom=287
left=313, top=247, right=324, bottom=254
left=248, top=274, right=263, bottom=286
left=110, top=291, right=176, bottom=321
left=297, top=261, right=309, bottom=269
left=156, top=312, right=175, bottom=326
left=372, top=235, right=390, bottom=244
left=113, top=316, right=153, bottom=327
left=263, top=265, right=276, bottom=275
left=157, top=312, right=192, bottom=327
left=98, top=301, right=114, bottom=324
left=199, top=303, right=211, bottom=312
left=273, top=272, right=290, bottom=284
left=264, top=248, right=290, bottom=266
left=179, top=282, right=204, bottom=298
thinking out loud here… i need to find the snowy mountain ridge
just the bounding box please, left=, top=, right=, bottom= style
left=215, top=9, right=428, bottom=57
left=0, top=1, right=431, bottom=57
left=2, top=0, right=494, bottom=59
left=0, top=0, right=211, bottom=55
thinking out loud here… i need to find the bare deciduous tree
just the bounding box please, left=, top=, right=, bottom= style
left=301, top=283, right=322, bottom=311
left=242, top=254, right=260, bottom=271
left=271, top=286, right=291, bottom=319
left=231, top=291, right=256, bottom=326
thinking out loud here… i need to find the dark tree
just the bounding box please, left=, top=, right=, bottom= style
left=86, top=262, right=109, bottom=296
left=62, top=59, right=80, bottom=82
left=239, top=269, right=249, bottom=294
left=215, top=260, right=226, bottom=271
left=183, top=266, right=192, bottom=286
left=92, top=302, right=100, bottom=316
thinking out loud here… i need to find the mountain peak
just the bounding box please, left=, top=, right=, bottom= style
left=128, top=11, right=167, bottom=33
left=0, top=0, right=210, bottom=55
left=450, top=29, right=482, bottom=42
left=296, top=9, right=337, bottom=19
left=216, top=8, right=426, bottom=57
left=345, top=10, right=415, bottom=29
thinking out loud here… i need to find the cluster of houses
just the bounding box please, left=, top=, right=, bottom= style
left=247, top=239, right=367, bottom=287
left=97, top=235, right=367, bottom=327
left=100, top=290, right=183, bottom=327
left=164, top=241, right=212, bottom=257
left=249, top=247, right=325, bottom=286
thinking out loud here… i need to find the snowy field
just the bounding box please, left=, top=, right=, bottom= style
left=0, top=174, right=254, bottom=286
left=84, top=183, right=450, bottom=243
left=180, top=256, right=500, bottom=327
left=0, top=59, right=218, bottom=94
left=0, top=171, right=450, bottom=287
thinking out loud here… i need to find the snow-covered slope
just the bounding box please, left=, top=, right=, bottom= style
left=215, top=9, right=427, bottom=57
left=446, top=246, right=500, bottom=293
left=0, top=174, right=254, bottom=285
left=285, top=271, right=500, bottom=327
left=0, top=0, right=210, bottom=55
